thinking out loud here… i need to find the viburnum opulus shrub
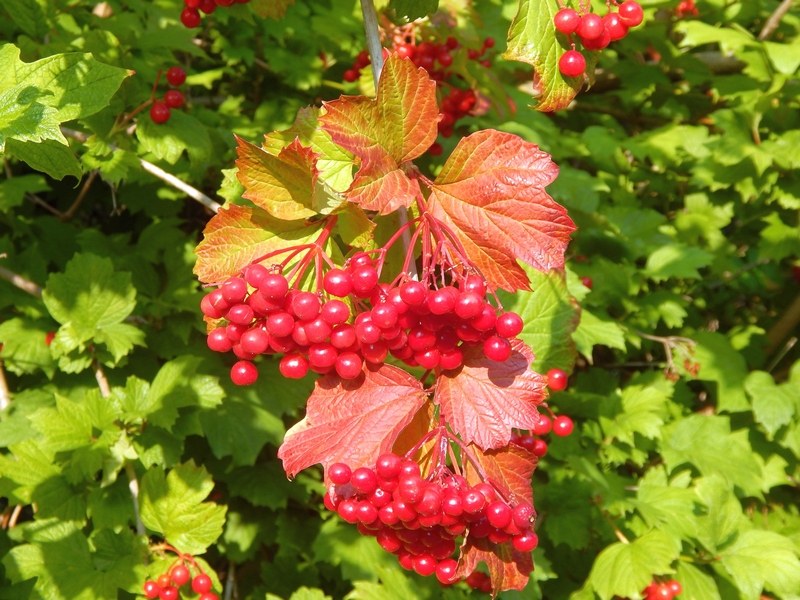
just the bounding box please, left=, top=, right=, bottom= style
left=1, top=0, right=800, bottom=599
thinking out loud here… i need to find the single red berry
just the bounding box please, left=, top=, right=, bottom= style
left=239, top=327, right=270, bottom=355
left=495, top=311, right=523, bottom=337
left=185, top=0, right=202, bottom=7
left=198, top=594, right=219, bottom=600
left=350, top=266, right=379, bottom=297
left=157, top=574, right=171, bottom=589
left=577, top=12, right=604, bottom=41
left=164, top=89, right=185, bottom=108
left=486, top=500, right=513, bottom=529
left=198, top=0, right=216, bottom=13
left=554, top=8, right=581, bottom=34
left=45, top=331, right=56, bottom=346
left=166, top=66, right=186, bottom=86
left=580, top=276, right=593, bottom=289
left=512, top=531, right=539, bottom=552
left=159, top=586, right=179, bottom=600
left=483, top=37, right=495, bottom=48
left=532, top=413, right=552, bottom=436
left=583, top=27, right=612, bottom=50
left=603, top=13, right=629, bottom=41
left=618, top=1, right=644, bottom=27
left=375, top=453, right=402, bottom=480
left=667, top=580, right=683, bottom=595
left=547, top=367, right=569, bottom=390
left=230, top=360, right=258, bottom=386
left=343, top=69, right=359, bottom=82
left=279, top=353, right=309, bottom=379
left=323, top=268, right=353, bottom=297
left=553, top=415, right=574, bottom=437
left=400, top=281, right=427, bottom=306
left=328, top=462, right=352, bottom=485
left=559, top=50, right=586, bottom=78
left=412, top=554, right=437, bottom=577
left=291, top=291, right=321, bottom=321
left=143, top=580, right=161, bottom=599
left=483, top=335, right=512, bottom=362
left=192, top=573, right=213, bottom=594
left=180, top=7, right=202, bottom=27
left=532, top=438, right=548, bottom=457
left=435, top=558, right=459, bottom=585
left=260, top=273, right=289, bottom=299
left=170, top=564, right=191, bottom=587
left=149, top=100, right=171, bottom=124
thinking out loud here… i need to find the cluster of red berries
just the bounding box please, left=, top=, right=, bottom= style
left=675, top=0, right=698, bottom=18
left=180, top=0, right=250, bottom=29
left=512, top=369, right=573, bottom=455
left=343, top=34, right=494, bottom=151
left=554, top=1, right=644, bottom=78
left=324, top=452, right=537, bottom=586
left=150, top=67, right=188, bottom=125
left=643, top=578, right=682, bottom=599
left=201, top=253, right=526, bottom=386
left=142, top=562, right=217, bottom=600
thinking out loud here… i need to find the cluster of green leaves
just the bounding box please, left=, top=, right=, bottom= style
left=1, top=0, right=799, bottom=599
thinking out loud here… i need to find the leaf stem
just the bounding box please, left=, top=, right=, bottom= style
left=758, top=0, right=796, bottom=40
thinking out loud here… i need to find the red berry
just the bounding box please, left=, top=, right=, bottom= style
left=198, top=0, right=216, bottom=13
left=192, top=573, right=213, bottom=594
left=667, top=579, right=683, bottom=595
left=552, top=415, right=574, bottom=437
left=180, top=7, right=201, bottom=27
left=546, top=368, right=568, bottom=390
left=577, top=12, right=604, bottom=41
left=580, top=275, right=593, bottom=289
left=343, top=69, right=359, bottom=83
left=166, top=66, right=186, bottom=86
left=170, top=564, right=191, bottom=587
left=532, top=438, right=548, bottom=456
left=483, top=335, right=511, bottom=362
left=150, top=100, right=171, bottom=124
left=159, top=586, right=179, bottom=600
left=512, top=531, right=539, bottom=552
left=291, top=291, right=321, bottom=321
left=320, top=299, right=350, bottom=325
left=375, top=453, right=402, bottom=480
left=435, top=558, right=459, bottom=584
left=486, top=500, right=513, bottom=529
left=618, top=1, right=644, bottom=27
left=350, top=266, right=379, bottom=297
left=603, top=13, right=629, bottom=42
left=279, top=353, right=309, bottom=379
left=559, top=50, right=586, bottom=78
left=400, top=281, right=427, bottom=306
left=328, top=462, right=352, bottom=485
left=157, top=574, right=171, bottom=589
left=335, top=351, right=363, bottom=379
left=412, top=554, right=437, bottom=577
left=230, top=360, right=258, bottom=385
left=164, top=89, right=185, bottom=108
left=350, top=467, right=378, bottom=494
left=260, top=273, right=289, bottom=299
left=495, top=311, right=523, bottom=338
left=198, top=594, right=219, bottom=600
left=45, top=331, right=56, bottom=346
left=583, top=27, right=612, bottom=50
left=239, top=327, right=270, bottom=354
left=554, top=8, right=581, bottom=34
left=143, top=580, right=161, bottom=599
left=323, top=268, right=353, bottom=297
left=532, top=413, right=552, bottom=436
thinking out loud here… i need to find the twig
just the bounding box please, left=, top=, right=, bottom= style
left=61, top=169, right=99, bottom=221
left=7, top=504, right=23, bottom=529
left=758, top=0, right=796, bottom=40
left=224, top=562, right=236, bottom=600
left=125, top=461, right=147, bottom=536
left=766, top=293, right=800, bottom=354
left=27, top=193, right=64, bottom=217
left=360, top=0, right=385, bottom=84
left=0, top=265, right=43, bottom=298
left=0, top=361, right=9, bottom=411
left=94, top=359, right=112, bottom=399
left=60, top=127, right=221, bottom=214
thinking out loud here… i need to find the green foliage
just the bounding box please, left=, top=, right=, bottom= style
left=1, top=0, right=799, bottom=599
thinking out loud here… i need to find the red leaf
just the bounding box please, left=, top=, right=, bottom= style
left=278, top=364, right=429, bottom=478
left=320, top=54, right=438, bottom=214
left=236, top=136, right=343, bottom=220
left=464, top=443, right=536, bottom=506
left=435, top=339, right=548, bottom=450
left=458, top=537, right=533, bottom=594
left=194, top=204, right=324, bottom=285
left=429, top=130, right=575, bottom=291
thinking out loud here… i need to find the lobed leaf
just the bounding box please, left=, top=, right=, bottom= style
left=435, top=339, right=548, bottom=450
left=320, top=54, right=438, bottom=214
left=428, top=129, right=574, bottom=291
left=278, top=364, right=428, bottom=478
left=464, top=443, right=536, bottom=506
left=194, top=203, right=324, bottom=285
left=457, top=537, right=533, bottom=594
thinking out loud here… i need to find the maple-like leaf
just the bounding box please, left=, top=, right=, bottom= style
left=278, top=364, right=429, bottom=478
left=458, top=537, right=533, bottom=594
left=236, top=136, right=343, bottom=220
left=320, top=54, right=438, bottom=214
left=428, top=129, right=575, bottom=291
left=435, top=339, right=548, bottom=450
left=463, top=443, right=536, bottom=506
left=194, top=204, right=324, bottom=284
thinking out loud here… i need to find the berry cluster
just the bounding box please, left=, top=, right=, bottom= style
left=150, top=67, right=188, bottom=125
left=324, top=451, right=537, bottom=586
left=142, top=559, right=218, bottom=600
left=643, top=578, right=682, bottom=599
left=343, top=30, right=495, bottom=149
left=180, top=0, right=250, bottom=29
left=512, top=369, right=573, bottom=456
left=554, top=1, right=644, bottom=78
left=201, top=252, right=526, bottom=386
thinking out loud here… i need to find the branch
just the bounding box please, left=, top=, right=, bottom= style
left=766, top=294, right=800, bottom=355
left=758, top=0, right=796, bottom=40
left=0, top=265, right=43, bottom=298
left=360, top=0, right=384, bottom=84
left=61, top=169, right=99, bottom=221
left=60, top=127, right=221, bottom=214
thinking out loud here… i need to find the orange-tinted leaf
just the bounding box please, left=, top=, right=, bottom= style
left=435, top=339, right=548, bottom=450
left=320, top=54, right=438, bottom=214
left=236, top=136, right=343, bottom=220
left=194, top=204, right=323, bottom=284
left=463, top=443, right=536, bottom=507
left=429, top=129, right=575, bottom=291
left=458, top=537, right=533, bottom=594
left=278, top=364, right=429, bottom=478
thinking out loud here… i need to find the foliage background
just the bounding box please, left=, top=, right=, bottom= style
left=1, top=0, right=799, bottom=598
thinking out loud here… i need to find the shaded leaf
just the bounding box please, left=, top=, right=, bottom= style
left=278, top=364, right=428, bottom=478
left=428, top=130, right=574, bottom=291
left=435, top=339, right=548, bottom=450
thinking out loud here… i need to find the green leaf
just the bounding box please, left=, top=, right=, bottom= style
left=587, top=530, right=680, bottom=600
left=644, top=243, right=713, bottom=281
left=135, top=110, right=212, bottom=165
left=694, top=475, right=747, bottom=552
left=746, top=370, right=798, bottom=437
left=499, top=266, right=579, bottom=373
left=675, top=562, right=721, bottom=600
left=572, top=308, right=627, bottom=360
left=600, top=382, right=670, bottom=446
left=720, top=530, right=800, bottom=599
left=689, top=332, right=749, bottom=412
left=635, top=468, right=700, bottom=540
left=0, top=173, right=48, bottom=212
left=661, top=415, right=763, bottom=497
left=139, top=461, right=227, bottom=555
left=505, top=0, right=584, bottom=111
left=0, top=317, right=55, bottom=377
left=5, top=137, right=82, bottom=180
left=0, top=83, right=66, bottom=149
